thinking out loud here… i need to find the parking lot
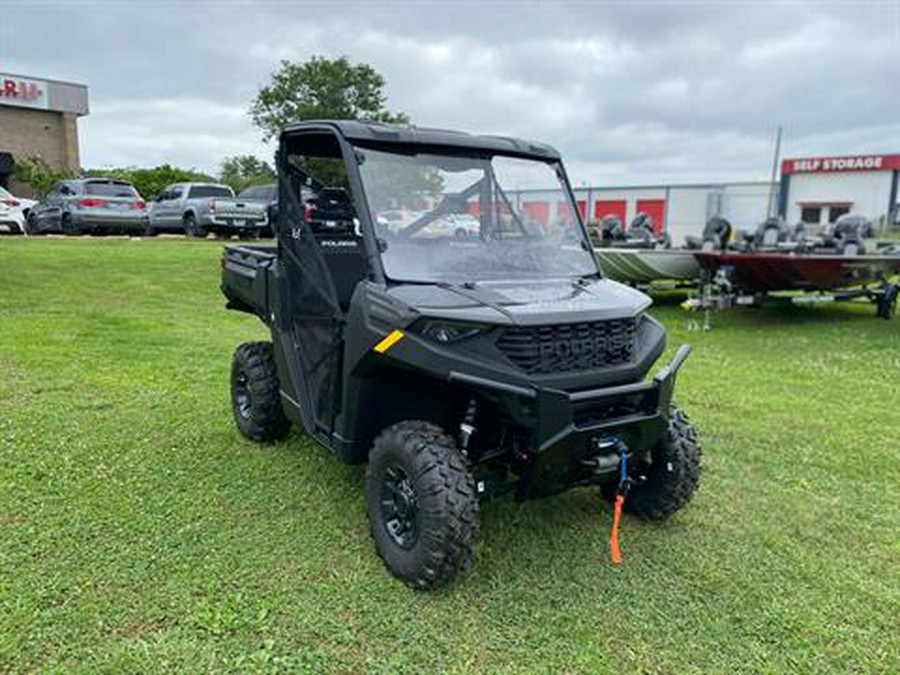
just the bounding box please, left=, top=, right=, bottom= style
left=2, top=238, right=897, bottom=672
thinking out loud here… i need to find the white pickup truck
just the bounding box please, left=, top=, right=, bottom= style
left=148, top=182, right=268, bottom=239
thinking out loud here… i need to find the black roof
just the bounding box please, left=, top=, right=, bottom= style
left=280, top=120, right=561, bottom=160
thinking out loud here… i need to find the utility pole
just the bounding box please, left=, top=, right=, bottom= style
left=766, top=126, right=782, bottom=219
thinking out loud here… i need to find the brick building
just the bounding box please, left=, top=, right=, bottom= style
left=0, top=72, right=89, bottom=194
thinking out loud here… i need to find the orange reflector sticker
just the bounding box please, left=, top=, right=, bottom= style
left=373, top=329, right=405, bottom=353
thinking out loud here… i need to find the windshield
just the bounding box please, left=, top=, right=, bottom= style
left=86, top=181, right=139, bottom=198
left=355, top=148, right=597, bottom=283
left=189, top=185, right=233, bottom=199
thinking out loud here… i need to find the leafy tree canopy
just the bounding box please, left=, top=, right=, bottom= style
left=82, top=165, right=214, bottom=200
left=249, top=56, right=408, bottom=141
left=219, top=155, right=275, bottom=193
left=12, top=156, right=75, bottom=197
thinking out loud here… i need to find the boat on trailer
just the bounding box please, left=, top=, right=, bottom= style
left=592, top=213, right=703, bottom=285
left=687, top=215, right=900, bottom=319
left=595, top=247, right=700, bottom=284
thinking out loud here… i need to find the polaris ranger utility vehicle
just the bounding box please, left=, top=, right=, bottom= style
left=221, top=121, right=701, bottom=589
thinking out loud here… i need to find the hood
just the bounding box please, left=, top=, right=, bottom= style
left=387, top=278, right=652, bottom=326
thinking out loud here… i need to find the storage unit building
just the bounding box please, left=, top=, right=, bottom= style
left=777, top=154, right=900, bottom=229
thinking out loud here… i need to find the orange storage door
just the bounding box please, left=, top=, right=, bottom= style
left=635, top=199, right=666, bottom=234
left=594, top=200, right=627, bottom=223
left=523, top=201, right=550, bottom=226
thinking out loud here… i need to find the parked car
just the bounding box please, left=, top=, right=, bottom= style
left=236, top=183, right=277, bottom=236
left=148, top=183, right=268, bottom=239
left=0, top=186, right=36, bottom=234
left=27, top=178, right=148, bottom=235
left=423, top=213, right=480, bottom=238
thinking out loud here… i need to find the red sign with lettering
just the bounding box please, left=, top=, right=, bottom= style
left=781, top=154, right=900, bottom=175
left=0, top=77, right=43, bottom=102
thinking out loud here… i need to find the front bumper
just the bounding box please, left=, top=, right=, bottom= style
left=450, top=344, right=691, bottom=499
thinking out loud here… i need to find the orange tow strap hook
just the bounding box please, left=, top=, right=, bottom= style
left=609, top=494, right=624, bottom=565
left=608, top=446, right=628, bottom=565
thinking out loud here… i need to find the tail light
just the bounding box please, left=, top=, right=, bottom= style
left=0, top=197, right=20, bottom=207
left=131, top=200, right=147, bottom=210
left=74, top=198, right=108, bottom=208
left=303, top=203, right=314, bottom=220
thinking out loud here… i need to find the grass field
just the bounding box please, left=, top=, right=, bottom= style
left=1, top=238, right=898, bottom=673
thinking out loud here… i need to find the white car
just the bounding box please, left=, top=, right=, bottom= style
left=0, top=186, right=37, bottom=234
left=422, top=213, right=480, bottom=238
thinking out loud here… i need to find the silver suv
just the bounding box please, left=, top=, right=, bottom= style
left=27, top=178, right=148, bottom=235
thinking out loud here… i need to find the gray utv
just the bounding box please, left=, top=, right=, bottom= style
left=221, top=121, right=701, bottom=589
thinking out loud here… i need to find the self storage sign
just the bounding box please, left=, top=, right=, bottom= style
left=0, top=75, right=48, bottom=110
left=782, top=154, right=900, bottom=175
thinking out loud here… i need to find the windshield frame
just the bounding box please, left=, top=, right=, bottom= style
left=349, top=141, right=600, bottom=285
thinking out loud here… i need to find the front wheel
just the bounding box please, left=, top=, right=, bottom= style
left=604, top=405, right=701, bottom=520
left=230, top=342, right=290, bottom=442
left=366, top=421, right=479, bottom=590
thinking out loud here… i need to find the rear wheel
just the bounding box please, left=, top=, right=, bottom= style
left=184, top=213, right=206, bottom=239
left=230, top=342, right=290, bottom=442
left=61, top=213, right=80, bottom=236
left=25, top=211, right=39, bottom=235
left=876, top=283, right=897, bottom=319
left=604, top=405, right=701, bottom=519
left=366, top=421, right=479, bottom=590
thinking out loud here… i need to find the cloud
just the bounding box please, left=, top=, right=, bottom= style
left=2, top=0, right=897, bottom=184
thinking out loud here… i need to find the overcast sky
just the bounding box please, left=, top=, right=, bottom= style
left=3, top=0, right=898, bottom=185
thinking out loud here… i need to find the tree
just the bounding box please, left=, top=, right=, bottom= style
left=249, top=56, right=408, bottom=141
left=219, top=155, right=276, bottom=193
left=82, top=165, right=215, bottom=200
left=12, top=156, right=75, bottom=197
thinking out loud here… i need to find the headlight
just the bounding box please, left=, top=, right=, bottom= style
left=414, top=319, right=488, bottom=344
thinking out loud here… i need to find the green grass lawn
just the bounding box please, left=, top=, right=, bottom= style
left=1, top=238, right=898, bottom=673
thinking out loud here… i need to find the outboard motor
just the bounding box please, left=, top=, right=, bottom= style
left=687, top=216, right=731, bottom=250
left=704, top=216, right=732, bottom=250
left=627, top=212, right=669, bottom=249
left=831, top=214, right=873, bottom=255
left=628, top=212, right=655, bottom=239
left=752, top=216, right=787, bottom=250
left=599, top=214, right=625, bottom=241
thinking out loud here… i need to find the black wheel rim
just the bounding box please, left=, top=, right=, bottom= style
left=234, top=370, right=251, bottom=419
left=379, top=464, right=419, bottom=549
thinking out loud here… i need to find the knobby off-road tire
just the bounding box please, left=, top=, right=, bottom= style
left=604, top=404, right=701, bottom=520
left=230, top=342, right=290, bottom=442
left=366, top=421, right=479, bottom=590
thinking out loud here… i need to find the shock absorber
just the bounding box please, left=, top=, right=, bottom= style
left=458, top=397, right=478, bottom=455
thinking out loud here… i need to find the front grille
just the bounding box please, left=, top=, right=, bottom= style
left=496, top=319, right=636, bottom=375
